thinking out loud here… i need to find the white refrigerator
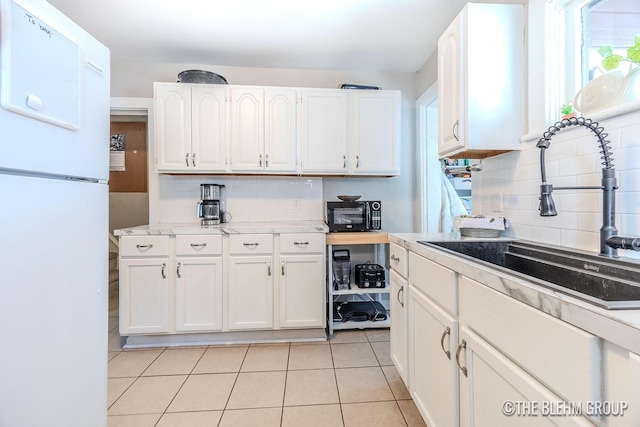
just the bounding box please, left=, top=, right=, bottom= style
left=0, top=0, right=110, bottom=425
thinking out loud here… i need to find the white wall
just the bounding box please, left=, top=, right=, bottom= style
left=475, top=111, right=640, bottom=259
left=110, top=61, right=418, bottom=232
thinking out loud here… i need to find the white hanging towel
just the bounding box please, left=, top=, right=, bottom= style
left=440, top=169, right=469, bottom=232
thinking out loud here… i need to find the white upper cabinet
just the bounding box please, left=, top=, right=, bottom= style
left=299, top=89, right=350, bottom=174
left=350, top=90, right=400, bottom=175
left=154, top=83, right=400, bottom=176
left=231, top=86, right=297, bottom=173
left=300, top=89, right=401, bottom=175
left=437, top=3, right=524, bottom=159
left=155, top=83, right=227, bottom=172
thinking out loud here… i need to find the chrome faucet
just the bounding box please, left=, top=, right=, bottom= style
left=536, top=117, right=640, bottom=258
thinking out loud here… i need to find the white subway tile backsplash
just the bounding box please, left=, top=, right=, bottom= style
left=477, top=110, right=640, bottom=256
left=156, top=175, right=323, bottom=224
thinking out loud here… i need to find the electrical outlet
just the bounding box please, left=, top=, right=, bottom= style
left=293, top=198, right=301, bottom=210
left=492, top=192, right=503, bottom=212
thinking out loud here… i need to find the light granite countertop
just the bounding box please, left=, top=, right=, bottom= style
left=114, top=221, right=329, bottom=236
left=390, top=232, right=640, bottom=355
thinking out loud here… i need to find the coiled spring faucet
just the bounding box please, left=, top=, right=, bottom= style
left=536, top=117, right=640, bottom=258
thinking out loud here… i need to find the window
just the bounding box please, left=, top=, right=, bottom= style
left=555, top=0, right=640, bottom=106
left=581, top=0, right=640, bottom=85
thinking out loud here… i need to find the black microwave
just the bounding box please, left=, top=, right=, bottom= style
left=326, top=201, right=381, bottom=232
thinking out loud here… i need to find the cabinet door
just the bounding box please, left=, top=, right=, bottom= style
left=155, top=83, right=192, bottom=171
left=409, top=286, right=459, bottom=427
left=458, top=326, right=593, bottom=427
left=265, top=89, right=298, bottom=172
left=350, top=91, right=400, bottom=175
left=119, top=258, right=170, bottom=334
left=279, top=254, right=324, bottom=328
left=231, top=87, right=264, bottom=171
left=175, top=256, right=223, bottom=332
left=300, top=90, right=349, bottom=174
left=437, top=14, right=464, bottom=156
left=390, top=270, right=408, bottom=384
left=192, top=86, right=227, bottom=172
left=228, top=255, right=274, bottom=330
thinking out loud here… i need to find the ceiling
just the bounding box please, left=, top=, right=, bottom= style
left=46, top=0, right=523, bottom=73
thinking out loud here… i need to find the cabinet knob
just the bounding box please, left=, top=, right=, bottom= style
left=185, top=153, right=189, bottom=167
left=356, top=155, right=360, bottom=168
left=281, top=261, right=285, bottom=276
left=177, top=262, right=182, bottom=278
left=161, top=263, right=167, bottom=279
left=192, top=153, right=196, bottom=167
left=136, top=244, right=153, bottom=250
left=391, top=255, right=400, bottom=264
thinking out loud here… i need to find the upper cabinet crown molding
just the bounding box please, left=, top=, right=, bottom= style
left=155, top=83, right=401, bottom=176
left=437, top=3, right=525, bottom=160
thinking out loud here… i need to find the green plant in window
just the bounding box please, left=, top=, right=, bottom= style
left=599, top=35, right=640, bottom=71
left=560, top=102, right=574, bottom=115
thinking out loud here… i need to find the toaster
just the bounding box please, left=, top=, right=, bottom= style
left=354, top=263, right=386, bottom=288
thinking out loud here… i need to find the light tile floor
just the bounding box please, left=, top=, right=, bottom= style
left=108, top=309, right=426, bottom=427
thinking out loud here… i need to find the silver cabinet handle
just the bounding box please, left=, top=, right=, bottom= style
left=161, top=263, right=166, bottom=279
left=259, top=153, right=263, bottom=167
left=176, top=262, right=182, bottom=278
left=281, top=261, right=285, bottom=275
left=356, top=155, right=360, bottom=168
left=243, top=242, right=259, bottom=247
left=440, top=327, right=451, bottom=360
left=136, top=244, right=153, bottom=249
left=192, top=153, right=196, bottom=167
left=453, top=120, right=460, bottom=141
left=343, top=155, right=346, bottom=168
left=265, top=153, right=269, bottom=168
left=185, top=153, right=189, bottom=167
left=390, top=255, right=400, bottom=264
left=267, top=262, right=272, bottom=276
left=190, top=243, right=207, bottom=248
left=455, top=340, right=467, bottom=377
left=294, top=241, right=309, bottom=247
left=397, top=285, right=404, bottom=308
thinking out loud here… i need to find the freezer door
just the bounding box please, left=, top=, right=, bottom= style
left=0, top=0, right=110, bottom=180
left=0, top=173, right=108, bottom=427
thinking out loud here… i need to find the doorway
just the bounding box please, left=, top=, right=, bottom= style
left=416, top=83, right=441, bottom=233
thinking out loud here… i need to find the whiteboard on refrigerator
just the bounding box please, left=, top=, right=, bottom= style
left=0, top=0, right=81, bottom=130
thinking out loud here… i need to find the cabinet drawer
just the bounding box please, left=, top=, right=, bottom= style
left=459, top=275, right=601, bottom=405
left=176, top=234, right=222, bottom=256
left=389, top=242, right=408, bottom=278
left=280, top=233, right=324, bottom=253
left=229, top=234, right=273, bottom=255
left=120, top=236, right=170, bottom=257
left=409, top=252, right=457, bottom=314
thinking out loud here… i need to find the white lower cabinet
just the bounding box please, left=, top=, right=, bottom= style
left=120, top=232, right=326, bottom=337
left=458, top=325, right=593, bottom=427
left=119, top=257, right=170, bottom=334
left=400, top=246, right=601, bottom=427
left=119, top=236, right=171, bottom=335
left=408, top=284, right=459, bottom=427
left=390, top=270, right=408, bottom=384
left=175, top=256, right=223, bottom=332
left=279, top=254, right=324, bottom=328
left=227, top=255, right=274, bottom=330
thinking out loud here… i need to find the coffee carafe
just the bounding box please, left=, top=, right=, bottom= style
left=197, top=184, right=227, bottom=227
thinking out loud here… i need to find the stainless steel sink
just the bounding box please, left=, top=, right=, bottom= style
left=418, top=240, right=640, bottom=310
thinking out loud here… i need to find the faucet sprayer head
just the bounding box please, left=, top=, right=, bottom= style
left=539, top=184, right=557, bottom=216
